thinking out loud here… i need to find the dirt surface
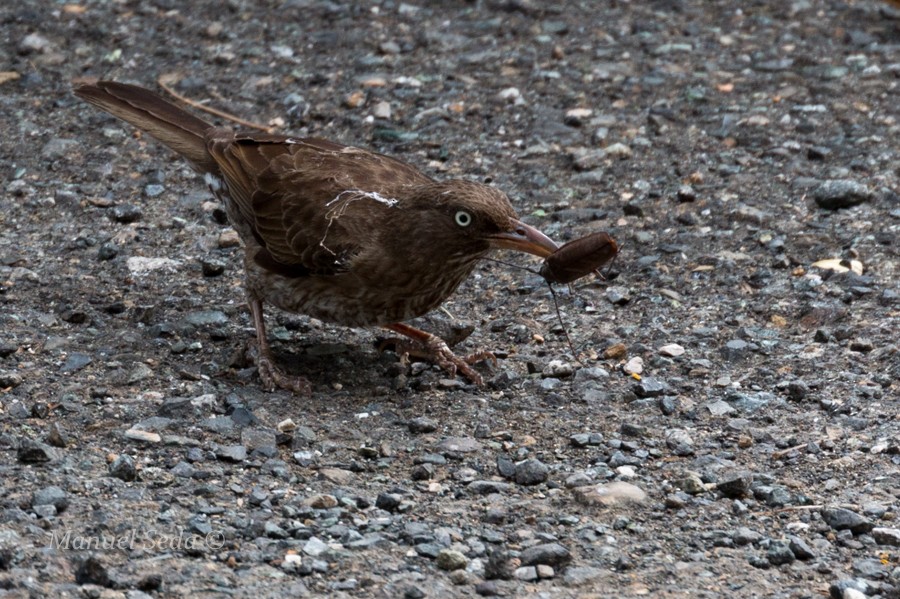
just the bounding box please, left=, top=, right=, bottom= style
left=2, top=1, right=900, bottom=597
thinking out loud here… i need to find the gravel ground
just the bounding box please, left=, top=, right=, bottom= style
left=2, top=1, right=899, bottom=597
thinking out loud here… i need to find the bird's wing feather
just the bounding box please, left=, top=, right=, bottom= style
left=207, top=133, right=432, bottom=276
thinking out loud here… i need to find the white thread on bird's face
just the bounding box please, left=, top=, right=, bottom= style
left=319, top=190, right=399, bottom=256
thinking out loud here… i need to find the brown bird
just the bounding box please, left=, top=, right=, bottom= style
left=74, top=81, right=559, bottom=392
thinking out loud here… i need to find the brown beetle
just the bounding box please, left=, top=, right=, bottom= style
left=540, top=231, right=618, bottom=284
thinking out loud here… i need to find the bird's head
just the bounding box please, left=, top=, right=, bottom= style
left=402, top=179, right=558, bottom=265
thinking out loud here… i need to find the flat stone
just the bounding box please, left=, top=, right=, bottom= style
left=813, top=179, right=872, bottom=210
left=872, top=527, right=900, bottom=546
left=573, top=482, right=647, bottom=506
left=519, top=543, right=571, bottom=567
left=408, top=417, right=438, bottom=434
left=318, top=468, right=354, bottom=485
left=32, top=486, right=68, bottom=512
left=436, top=436, right=482, bottom=453
left=821, top=507, right=873, bottom=534
left=717, top=472, right=753, bottom=498
left=18, top=438, right=61, bottom=463
left=513, top=566, right=538, bottom=581
left=467, top=480, right=512, bottom=495
left=305, top=494, right=338, bottom=509
left=658, top=343, right=685, bottom=357
left=303, top=536, right=329, bottom=557
left=214, top=444, right=247, bottom=462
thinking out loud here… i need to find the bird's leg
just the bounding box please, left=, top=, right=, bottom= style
left=248, top=297, right=312, bottom=394
left=382, top=322, right=496, bottom=386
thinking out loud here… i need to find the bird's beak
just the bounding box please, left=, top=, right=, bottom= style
left=488, top=219, right=559, bottom=258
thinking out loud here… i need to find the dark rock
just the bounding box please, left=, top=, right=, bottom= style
left=75, top=555, right=112, bottom=587
left=475, top=580, right=501, bottom=596
left=821, top=507, right=873, bottom=534
left=496, top=455, right=516, bottom=479
left=872, top=527, right=900, bottom=546
left=109, top=455, right=137, bottom=481
left=514, top=458, right=549, bottom=485
left=214, top=445, right=247, bottom=463
left=468, top=480, right=512, bottom=495
left=721, top=339, right=751, bottom=361
left=717, top=472, right=753, bottom=498
left=732, top=527, right=762, bottom=546
left=485, top=549, right=516, bottom=580
left=813, top=179, right=872, bottom=210
left=110, top=204, right=142, bottom=223
left=32, top=486, right=69, bottom=512
left=97, top=243, right=118, bottom=260
left=200, top=258, right=225, bottom=277
left=519, top=543, right=571, bottom=567
left=17, top=439, right=59, bottom=463
left=634, top=377, right=667, bottom=398
left=828, top=579, right=870, bottom=599
left=788, top=535, right=816, bottom=560
left=408, top=416, right=438, bottom=434
left=767, top=541, right=795, bottom=566
left=375, top=492, right=402, bottom=512
left=665, top=429, right=694, bottom=456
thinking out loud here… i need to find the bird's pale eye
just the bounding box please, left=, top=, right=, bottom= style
left=454, top=210, right=473, bottom=227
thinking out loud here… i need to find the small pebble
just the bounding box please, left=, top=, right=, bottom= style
left=436, top=549, right=468, bottom=571
left=109, top=454, right=137, bottom=481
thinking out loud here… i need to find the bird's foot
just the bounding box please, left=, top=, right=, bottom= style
left=246, top=296, right=311, bottom=394
left=255, top=349, right=312, bottom=394
left=381, top=323, right=497, bottom=386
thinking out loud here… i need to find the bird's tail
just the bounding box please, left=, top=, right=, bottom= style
left=74, top=81, right=217, bottom=172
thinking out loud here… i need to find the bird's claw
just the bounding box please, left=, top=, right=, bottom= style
left=380, top=335, right=495, bottom=386
left=256, top=353, right=312, bottom=394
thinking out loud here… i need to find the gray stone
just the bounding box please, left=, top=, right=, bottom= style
left=375, top=492, right=402, bottom=512
left=828, top=579, right=870, bottom=599
left=303, top=536, right=329, bottom=557
left=109, top=455, right=137, bottom=481
left=32, top=486, right=69, bottom=512
left=872, top=527, right=900, bottom=546
left=821, top=507, right=873, bottom=534
left=814, top=179, right=872, bottom=210
left=788, top=535, right=816, bottom=560
left=467, top=481, right=512, bottom=495
left=436, top=436, right=482, bottom=453
left=767, top=541, right=795, bottom=566
left=519, top=543, right=571, bottom=567
left=513, top=566, right=538, bottom=581
left=514, top=458, right=549, bottom=486
left=722, top=339, right=750, bottom=361
left=436, top=549, right=468, bottom=571
left=17, top=439, right=60, bottom=463
left=60, top=353, right=92, bottom=373
left=408, top=417, right=438, bottom=433
left=634, top=377, right=667, bottom=398
left=732, top=527, right=762, bottom=546
left=665, top=429, right=694, bottom=456
left=214, top=444, right=247, bottom=462
left=183, top=310, right=229, bottom=326
left=717, top=472, right=753, bottom=498
left=563, top=566, right=605, bottom=586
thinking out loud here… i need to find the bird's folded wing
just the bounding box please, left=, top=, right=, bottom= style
left=208, top=134, right=431, bottom=277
